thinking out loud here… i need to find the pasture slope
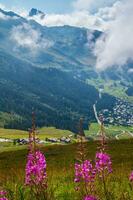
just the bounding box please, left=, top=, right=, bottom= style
left=1, top=140, right=133, bottom=199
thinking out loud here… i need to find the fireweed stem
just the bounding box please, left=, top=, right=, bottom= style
left=102, top=170, right=109, bottom=200
left=96, top=116, right=112, bottom=200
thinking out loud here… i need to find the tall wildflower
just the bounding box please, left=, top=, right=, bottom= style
left=76, top=119, right=88, bottom=164
left=95, top=152, right=112, bottom=176
left=74, top=119, right=97, bottom=200
left=25, top=150, right=47, bottom=187
left=25, top=113, right=47, bottom=198
left=74, top=160, right=96, bottom=191
left=95, top=115, right=112, bottom=200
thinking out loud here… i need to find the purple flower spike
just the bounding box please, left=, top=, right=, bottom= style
left=0, top=191, right=7, bottom=196
left=84, top=195, right=97, bottom=200
left=95, top=152, right=112, bottom=175
left=25, top=150, right=47, bottom=186
left=74, top=160, right=96, bottom=184
left=129, top=171, right=133, bottom=182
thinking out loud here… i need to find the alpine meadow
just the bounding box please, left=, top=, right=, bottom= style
left=0, top=0, right=133, bottom=200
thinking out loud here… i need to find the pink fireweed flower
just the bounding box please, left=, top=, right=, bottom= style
left=95, top=152, right=112, bottom=176
left=0, top=190, right=8, bottom=200
left=0, top=191, right=7, bottom=196
left=129, top=171, right=133, bottom=182
left=25, top=150, right=47, bottom=186
left=84, top=195, right=97, bottom=200
left=74, top=160, right=96, bottom=184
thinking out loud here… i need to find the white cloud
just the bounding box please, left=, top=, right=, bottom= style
left=96, top=1, right=121, bottom=21
left=28, top=11, right=107, bottom=31
left=11, top=6, right=28, bottom=18
left=26, top=1, right=120, bottom=31
left=128, top=68, right=133, bottom=74
left=0, top=0, right=120, bottom=31
left=72, top=0, right=117, bottom=12
left=73, top=0, right=93, bottom=11
left=10, top=23, right=54, bottom=54
left=0, top=3, right=9, bottom=20
left=94, top=0, right=133, bottom=70
left=0, top=3, right=5, bottom=9
left=0, top=5, right=20, bottom=20
left=0, top=12, right=12, bottom=20
left=0, top=12, right=6, bottom=19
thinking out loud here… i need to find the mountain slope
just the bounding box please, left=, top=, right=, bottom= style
left=0, top=49, right=101, bottom=131
left=0, top=8, right=132, bottom=130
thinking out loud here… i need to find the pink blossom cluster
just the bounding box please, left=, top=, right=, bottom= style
left=84, top=195, right=97, bottom=200
left=129, top=171, right=133, bottom=182
left=74, top=160, right=96, bottom=184
left=0, top=191, right=8, bottom=200
left=95, top=152, right=112, bottom=175
left=74, top=152, right=112, bottom=199
left=25, top=150, right=47, bottom=186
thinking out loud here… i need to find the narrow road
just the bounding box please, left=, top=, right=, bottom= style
left=115, top=131, right=133, bottom=140
left=93, top=103, right=101, bottom=125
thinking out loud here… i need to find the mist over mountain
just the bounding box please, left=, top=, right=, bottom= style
left=0, top=8, right=132, bottom=130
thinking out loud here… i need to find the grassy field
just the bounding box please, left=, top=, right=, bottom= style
left=1, top=140, right=133, bottom=199
left=0, top=124, right=132, bottom=141
left=0, top=127, right=73, bottom=139
left=87, top=78, right=133, bottom=102
left=85, top=123, right=133, bottom=139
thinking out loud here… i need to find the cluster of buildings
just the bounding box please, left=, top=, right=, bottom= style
left=100, top=99, right=133, bottom=126
left=12, top=136, right=72, bottom=145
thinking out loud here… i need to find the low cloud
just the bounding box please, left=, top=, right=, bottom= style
left=10, top=23, right=54, bottom=54
left=0, top=12, right=7, bottom=20
left=28, top=11, right=106, bottom=31
left=2, top=0, right=132, bottom=71
left=0, top=12, right=14, bottom=20
left=94, top=0, right=133, bottom=70
left=0, top=5, right=19, bottom=20
left=27, top=1, right=120, bottom=31
left=0, top=3, right=10, bottom=20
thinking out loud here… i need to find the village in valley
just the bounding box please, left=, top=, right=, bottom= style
left=100, top=99, right=133, bottom=126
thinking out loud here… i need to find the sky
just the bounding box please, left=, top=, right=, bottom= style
left=0, top=0, right=74, bottom=14
left=0, top=0, right=117, bottom=14
left=0, top=0, right=133, bottom=71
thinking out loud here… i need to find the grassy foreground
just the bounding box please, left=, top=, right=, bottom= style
left=1, top=140, right=133, bottom=199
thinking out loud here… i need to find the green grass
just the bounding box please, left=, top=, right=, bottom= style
left=85, top=123, right=133, bottom=139
left=1, top=140, right=133, bottom=199
left=0, top=144, right=27, bottom=153
left=0, top=128, right=28, bottom=139
left=0, top=127, right=73, bottom=139
left=0, top=124, right=132, bottom=141
left=87, top=78, right=133, bottom=102
left=39, top=127, right=73, bottom=138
